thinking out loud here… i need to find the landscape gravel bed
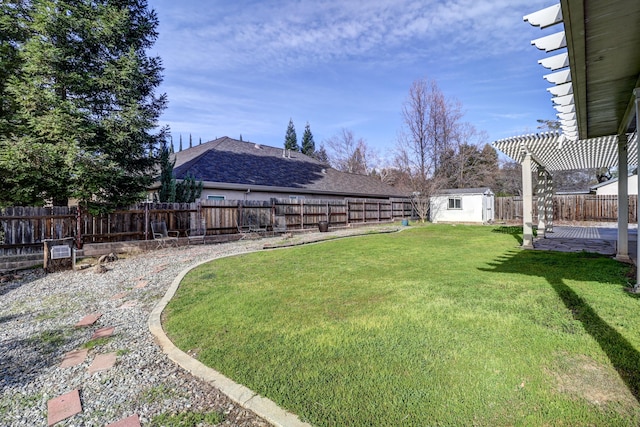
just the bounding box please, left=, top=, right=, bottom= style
left=0, top=225, right=398, bottom=426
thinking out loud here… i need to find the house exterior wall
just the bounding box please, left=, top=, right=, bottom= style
left=594, top=178, right=638, bottom=195
left=430, top=194, right=489, bottom=223
left=199, top=188, right=347, bottom=201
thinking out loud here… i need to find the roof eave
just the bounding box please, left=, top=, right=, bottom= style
left=196, top=181, right=405, bottom=199
left=560, top=0, right=588, bottom=140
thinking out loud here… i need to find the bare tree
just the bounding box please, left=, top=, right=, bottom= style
left=324, top=128, right=376, bottom=175
left=495, top=159, right=522, bottom=196
left=395, top=78, right=464, bottom=221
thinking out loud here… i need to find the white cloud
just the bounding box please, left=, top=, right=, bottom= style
left=152, top=0, right=549, bottom=74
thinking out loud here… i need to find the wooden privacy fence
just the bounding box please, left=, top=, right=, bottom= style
left=0, top=198, right=413, bottom=256
left=494, top=195, right=638, bottom=223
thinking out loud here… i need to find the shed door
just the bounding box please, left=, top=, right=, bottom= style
left=483, top=195, right=494, bottom=223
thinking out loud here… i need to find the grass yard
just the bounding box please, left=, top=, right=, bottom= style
left=164, top=224, right=640, bottom=426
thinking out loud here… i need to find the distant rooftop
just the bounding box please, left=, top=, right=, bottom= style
left=172, top=137, right=406, bottom=199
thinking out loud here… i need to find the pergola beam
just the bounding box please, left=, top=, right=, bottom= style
left=618, top=75, right=640, bottom=136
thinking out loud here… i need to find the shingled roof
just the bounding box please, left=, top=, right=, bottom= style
left=434, top=188, right=494, bottom=195
left=172, top=137, right=406, bottom=199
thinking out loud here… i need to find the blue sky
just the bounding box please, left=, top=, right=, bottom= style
left=148, top=0, right=558, bottom=161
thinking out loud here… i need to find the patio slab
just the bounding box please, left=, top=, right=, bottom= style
left=91, top=326, right=115, bottom=340
left=134, top=280, right=148, bottom=289
left=47, top=389, right=82, bottom=426
left=110, top=291, right=129, bottom=300
left=75, top=312, right=102, bottom=327
left=118, top=300, right=138, bottom=309
left=88, top=352, right=117, bottom=374
left=60, top=349, right=88, bottom=368
left=106, top=414, right=141, bottom=427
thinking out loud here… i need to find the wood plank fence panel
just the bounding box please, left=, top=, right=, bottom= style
left=495, top=195, right=638, bottom=224
left=200, top=200, right=238, bottom=234
left=1, top=198, right=412, bottom=256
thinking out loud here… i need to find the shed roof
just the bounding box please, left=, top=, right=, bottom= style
left=172, top=137, right=406, bottom=199
left=589, top=172, right=637, bottom=191
left=435, top=188, right=494, bottom=196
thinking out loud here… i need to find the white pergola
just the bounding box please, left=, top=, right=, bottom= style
left=493, top=0, right=640, bottom=286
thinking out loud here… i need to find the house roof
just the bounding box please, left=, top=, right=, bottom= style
left=171, top=137, right=406, bottom=199
left=435, top=188, right=494, bottom=196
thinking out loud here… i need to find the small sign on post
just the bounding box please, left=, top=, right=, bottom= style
left=43, top=237, right=75, bottom=273
left=51, top=245, right=71, bottom=260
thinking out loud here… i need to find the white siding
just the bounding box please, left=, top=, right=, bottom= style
left=594, top=178, right=638, bottom=195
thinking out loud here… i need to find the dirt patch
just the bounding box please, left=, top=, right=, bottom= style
left=548, top=353, right=637, bottom=409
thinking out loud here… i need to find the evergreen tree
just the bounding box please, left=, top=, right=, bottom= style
left=301, top=122, right=315, bottom=155
left=189, top=133, right=192, bottom=148
left=199, top=137, right=202, bottom=145
left=169, top=135, right=174, bottom=153
left=313, top=144, right=330, bottom=164
left=0, top=1, right=26, bottom=138
left=179, top=134, right=183, bottom=151
left=175, top=174, right=203, bottom=202
left=0, top=0, right=167, bottom=212
left=158, top=138, right=176, bottom=202
left=284, top=118, right=299, bottom=151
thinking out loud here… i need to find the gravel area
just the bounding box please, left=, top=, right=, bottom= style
left=0, top=225, right=399, bottom=426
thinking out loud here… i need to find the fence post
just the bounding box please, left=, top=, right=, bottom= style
left=144, top=202, right=149, bottom=240
left=346, top=200, right=350, bottom=225
left=75, top=206, right=83, bottom=249
left=362, top=200, right=366, bottom=223
left=300, top=199, right=304, bottom=229
left=326, top=202, right=330, bottom=223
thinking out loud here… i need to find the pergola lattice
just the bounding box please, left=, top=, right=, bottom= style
left=493, top=132, right=638, bottom=172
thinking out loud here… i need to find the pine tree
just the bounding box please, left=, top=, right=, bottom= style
left=0, top=0, right=167, bottom=211
left=179, top=134, right=183, bottom=151
left=158, top=139, right=176, bottom=202
left=175, top=174, right=203, bottom=202
left=189, top=133, right=192, bottom=148
left=284, top=118, right=299, bottom=151
left=301, top=122, right=315, bottom=155
left=313, top=144, right=330, bottom=164
left=199, top=137, right=202, bottom=145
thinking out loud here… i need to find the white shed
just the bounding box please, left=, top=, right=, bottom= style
left=430, top=188, right=495, bottom=224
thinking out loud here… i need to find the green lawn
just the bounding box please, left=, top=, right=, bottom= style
left=164, top=224, right=640, bottom=426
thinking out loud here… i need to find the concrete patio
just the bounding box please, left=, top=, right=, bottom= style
left=533, top=225, right=638, bottom=262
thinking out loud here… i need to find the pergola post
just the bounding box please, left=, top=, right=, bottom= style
left=536, top=168, right=547, bottom=238
left=544, top=171, right=554, bottom=233
left=634, top=88, right=640, bottom=291
left=522, top=151, right=534, bottom=248
left=616, top=133, right=629, bottom=262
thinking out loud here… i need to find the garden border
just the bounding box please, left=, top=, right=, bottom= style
left=148, top=250, right=312, bottom=427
